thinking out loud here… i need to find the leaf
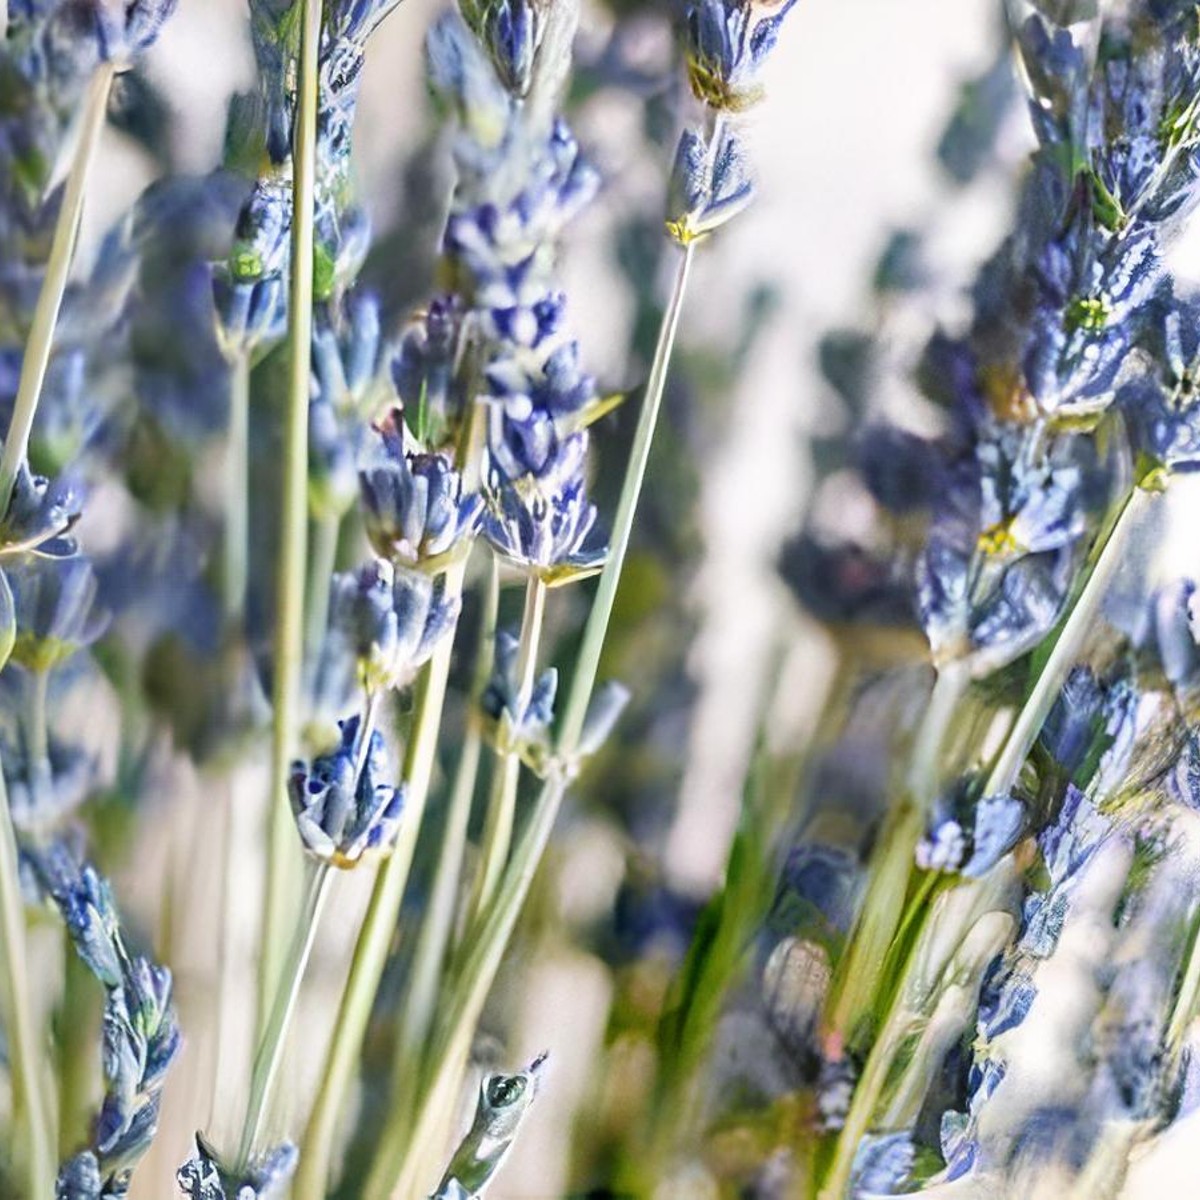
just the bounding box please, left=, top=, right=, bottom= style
left=0, top=568, right=15, bottom=674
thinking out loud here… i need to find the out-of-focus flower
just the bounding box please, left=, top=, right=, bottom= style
left=8, top=554, right=109, bottom=673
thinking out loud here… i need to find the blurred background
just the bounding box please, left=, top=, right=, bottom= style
left=67, top=0, right=1200, bottom=1194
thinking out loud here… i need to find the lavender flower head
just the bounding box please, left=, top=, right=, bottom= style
left=29, top=844, right=181, bottom=1198
left=289, top=714, right=404, bottom=866
left=358, top=411, right=483, bottom=568
left=483, top=433, right=605, bottom=583
left=682, top=0, right=800, bottom=112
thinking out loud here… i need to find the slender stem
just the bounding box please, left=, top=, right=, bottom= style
left=294, top=560, right=468, bottom=1200
left=0, top=63, right=115, bottom=515
left=1165, top=906, right=1200, bottom=1069
left=238, top=860, right=333, bottom=1169
left=259, top=0, right=322, bottom=1035
left=557, top=242, right=695, bottom=756
left=0, top=766, right=53, bottom=1198
left=397, top=556, right=499, bottom=1077
left=373, top=241, right=699, bottom=1200
left=224, top=353, right=251, bottom=627
left=29, top=668, right=49, bottom=767
left=366, top=768, right=570, bottom=1200
left=822, top=663, right=967, bottom=1055
left=304, top=511, right=341, bottom=673
left=982, top=485, right=1150, bottom=798
left=469, top=574, right=547, bottom=920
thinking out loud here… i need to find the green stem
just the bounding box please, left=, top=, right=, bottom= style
left=396, top=557, right=499, bottom=1079
left=259, top=0, right=322, bottom=1036
left=238, top=860, right=333, bottom=1169
left=294, top=559, right=468, bottom=1200
left=557, top=241, right=695, bottom=756
left=365, top=767, right=570, bottom=1200
left=0, top=766, right=53, bottom=1197
left=982, top=484, right=1151, bottom=798
left=469, top=574, right=547, bottom=920
left=0, top=62, right=115, bottom=515
left=373, top=237, right=698, bottom=1200
left=1164, top=906, right=1200, bottom=1071
left=822, top=663, right=968, bottom=1055
left=224, top=353, right=251, bottom=627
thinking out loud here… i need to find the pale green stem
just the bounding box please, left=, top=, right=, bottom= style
left=396, top=556, right=499, bottom=1085
left=982, top=484, right=1151, bottom=798
left=0, top=766, right=54, bottom=1198
left=372, top=237, right=699, bottom=1200
left=0, top=63, right=115, bottom=515
left=557, top=241, right=695, bottom=755
left=469, top=574, right=547, bottom=920
left=819, top=486, right=1153, bottom=1194
left=1164, top=906, right=1200, bottom=1070
left=259, top=0, right=321, bottom=1036
left=238, top=860, right=333, bottom=1169
left=29, top=668, right=49, bottom=767
left=822, top=663, right=968, bottom=1055
left=818, top=1008, right=912, bottom=1200
left=365, top=767, right=570, bottom=1200
left=294, top=559, right=468, bottom=1200
left=224, top=353, right=251, bottom=626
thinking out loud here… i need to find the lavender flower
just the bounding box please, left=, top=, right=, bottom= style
left=358, top=412, right=483, bottom=567
left=482, top=433, right=606, bottom=583
left=482, top=629, right=558, bottom=757
left=289, top=714, right=404, bottom=866
left=8, top=553, right=109, bottom=673
left=28, top=843, right=180, bottom=1198
left=681, top=0, right=799, bottom=112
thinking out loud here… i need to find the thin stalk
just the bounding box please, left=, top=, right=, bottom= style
left=259, top=0, right=322, bottom=1035
left=818, top=487, right=1152, bottom=1195
left=365, top=767, right=570, bottom=1200
left=557, top=241, right=695, bottom=755
left=1164, top=905, right=1200, bottom=1068
left=822, top=663, right=968, bottom=1055
left=224, top=353, right=251, bottom=626
left=469, top=574, right=547, bottom=920
left=304, top=511, right=341, bottom=673
left=372, top=239, right=698, bottom=1200
left=29, top=668, right=49, bottom=766
left=398, top=556, right=499, bottom=1074
left=0, top=62, right=115, bottom=514
left=294, top=559, right=468, bottom=1200
left=238, top=860, right=332, bottom=1168
left=982, top=484, right=1151, bottom=797
left=0, top=767, right=53, bottom=1197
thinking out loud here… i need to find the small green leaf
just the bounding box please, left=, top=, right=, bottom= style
left=0, top=569, right=13, bottom=673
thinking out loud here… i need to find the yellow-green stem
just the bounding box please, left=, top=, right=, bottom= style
left=395, top=556, right=499, bottom=1090
left=224, top=353, right=251, bottom=626
left=259, top=0, right=322, bottom=1036
left=0, top=766, right=53, bottom=1197
left=983, top=484, right=1151, bottom=798
left=469, top=573, right=547, bottom=920
left=373, top=236, right=698, bottom=1200
left=294, top=559, right=468, bottom=1200
left=238, top=860, right=333, bottom=1168
left=0, top=62, right=115, bottom=515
